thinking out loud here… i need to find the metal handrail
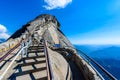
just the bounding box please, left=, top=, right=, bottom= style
left=0, top=38, right=31, bottom=80
left=0, top=40, right=22, bottom=63
left=0, top=34, right=31, bottom=62
left=77, top=49, right=117, bottom=80
left=43, top=38, right=54, bottom=80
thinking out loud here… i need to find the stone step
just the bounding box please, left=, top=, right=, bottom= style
left=15, top=74, right=47, bottom=80
left=16, top=60, right=46, bottom=67
left=22, top=55, right=45, bottom=60
left=28, top=49, right=44, bottom=53
left=28, top=48, right=44, bottom=51
left=28, top=47, right=44, bottom=50
left=9, top=67, right=47, bottom=80
left=27, top=52, right=45, bottom=57
left=15, top=75, right=47, bottom=80
left=27, top=45, right=44, bottom=53
left=28, top=46, right=44, bottom=49
left=19, top=57, right=46, bottom=64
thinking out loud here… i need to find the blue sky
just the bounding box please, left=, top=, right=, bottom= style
left=0, top=0, right=120, bottom=45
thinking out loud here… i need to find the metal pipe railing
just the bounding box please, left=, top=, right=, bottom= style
left=0, top=40, right=22, bottom=63
left=43, top=38, right=54, bottom=80
left=77, top=49, right=117, bottom=80
left=0, top=38, right=31, bottom=80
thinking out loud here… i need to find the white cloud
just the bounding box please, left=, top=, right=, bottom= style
left=0, top=24, right=7, bottom=33
left=43, top=0, right=72, bottom=10
left=0, top=24, right=10, bottom=39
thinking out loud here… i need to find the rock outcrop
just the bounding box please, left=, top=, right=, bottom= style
left=0, top=14, right=101, bottom=80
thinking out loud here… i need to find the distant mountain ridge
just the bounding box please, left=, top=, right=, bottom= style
left=89, top=46, right=120, bottom=59
left=74, top=45, right=112, bottom=54
left=75, top=45, right=120, bottom=59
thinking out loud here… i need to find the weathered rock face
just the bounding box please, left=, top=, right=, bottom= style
left=0, top=14, right=101, bottom=80
left=3, top=14, right=71, bottom=50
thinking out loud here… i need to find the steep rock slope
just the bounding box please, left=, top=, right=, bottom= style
left=0, top=14, right=101, bottom=80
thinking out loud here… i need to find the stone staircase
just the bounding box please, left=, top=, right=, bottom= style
left=9, top=44, right=48, bottom=80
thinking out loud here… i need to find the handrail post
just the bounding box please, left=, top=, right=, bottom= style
left=25, top=40, right=29, bottom=57
left=21, top=41, right=25, bottom=58
left=22, top=48, right=24, bottom=58
left=25, top=46, right=28, bottom=56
